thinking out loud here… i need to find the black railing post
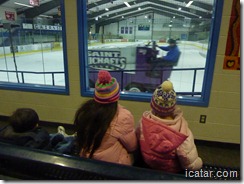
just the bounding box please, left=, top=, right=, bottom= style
left=121, top=70, right=124, bottom=90
left=21, top=72, right=24, bottom=83
left=5, top=23, right=20, bottom=83
left=52, top=73, right=55, bottom=86
left=192, top=69, right=197, bottom=96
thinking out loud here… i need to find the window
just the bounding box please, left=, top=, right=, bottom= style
left=0, top=0, right=69, bottom=94
left=78, top=0, right=224, bottom=106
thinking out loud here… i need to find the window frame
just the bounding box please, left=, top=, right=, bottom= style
left=0, top=0, right=69, bottom=95
left=78, top=0, right=224, bottom=106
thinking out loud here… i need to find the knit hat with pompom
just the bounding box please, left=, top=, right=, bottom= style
left=150, top=80, right=177, bottom=117
left=94, top=70, right=120, bottom=104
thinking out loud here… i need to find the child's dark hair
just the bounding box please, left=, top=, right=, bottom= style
left=74, top=99, right=118, bottom=158
left=9, top=108, right=39, bottom=133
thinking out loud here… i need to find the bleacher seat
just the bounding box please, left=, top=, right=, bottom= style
left=0, top=142, right=186, bottom=180
left=0, top=141, right=240, bottom=180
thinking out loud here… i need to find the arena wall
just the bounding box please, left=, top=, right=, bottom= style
left=0, top=0, right=240, bottom=144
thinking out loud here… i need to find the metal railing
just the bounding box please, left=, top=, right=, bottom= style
left=89, top=67, right=205, bottom=97
left=0, top=69, right=65, bottom=86
left=0, top=67, right=205, bottom=97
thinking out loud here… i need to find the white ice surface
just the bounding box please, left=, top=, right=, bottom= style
left=0, top=50, right=65, bottom=86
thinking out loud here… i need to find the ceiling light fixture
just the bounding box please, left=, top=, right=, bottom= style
left=138, top=7, right=141, bottom=10
left=14, top=2, right=34, bottom=8
left=39, top=14, right=53, bottom=18
left=186, top=1, right=193, bottom=7
left=124, top=2, right=131, bottom=7
left=105, top=8, right=109, bottom=11
left=178, top=7, right=182, bottom=10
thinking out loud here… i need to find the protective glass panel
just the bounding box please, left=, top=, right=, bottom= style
left=0, top=0, right=66, bottom=89
left=83, top=0, right=218, bottom=100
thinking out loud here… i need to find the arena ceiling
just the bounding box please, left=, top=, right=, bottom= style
left=0, top=0, right=59, bottom=18
left=88, top=0, right=214, bottom=26
left=0, top=0, right=214, bottom=26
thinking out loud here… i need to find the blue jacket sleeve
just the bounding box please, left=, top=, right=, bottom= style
left=158, top=46, right=170, bottom=51
left=159, top=46, right=180, bottom=62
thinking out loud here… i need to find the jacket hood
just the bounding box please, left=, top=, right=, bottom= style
left=0, top=125, right=50, bottom=149
left=0, top=125, right=37, bottom=139
left=141, top=112, right=187, bottom=154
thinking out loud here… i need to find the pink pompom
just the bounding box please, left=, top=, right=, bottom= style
left=98, top=70, right=112, bottom=84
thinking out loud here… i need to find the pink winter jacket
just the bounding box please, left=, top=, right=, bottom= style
left=137, top=108, right=203, bottom=173
left=80, top=105, right=137, bottom=165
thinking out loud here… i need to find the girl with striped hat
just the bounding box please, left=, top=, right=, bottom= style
left=74, top=70, right=137, bottom=165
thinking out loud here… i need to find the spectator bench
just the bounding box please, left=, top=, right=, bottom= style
left=0, top=142, right=186, bottom=180
left=0, top=141, right=240, bottom=180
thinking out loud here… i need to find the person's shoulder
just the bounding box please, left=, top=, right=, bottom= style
left=0, top=125, right=14, bottom=133
left=0, top=125, right=11, bottom=132
left=0, top=125, right=14, bottom=135
left=117, top=104, right=134, bottom=123
left=118, top=104, right=133, bottom=115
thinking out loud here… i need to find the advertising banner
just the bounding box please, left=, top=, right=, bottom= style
left=5, top=11, right=15, bottom=21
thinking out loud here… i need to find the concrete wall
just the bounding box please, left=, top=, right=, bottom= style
left=101, top=14, right=194, bottom=41
left=0, top=0, right=240, bottom=144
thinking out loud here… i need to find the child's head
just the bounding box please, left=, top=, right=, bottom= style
left=94, top=70, right=120, bottom=104
left=9, top=108, right=39, bottom=133
left=150, top=80, right=177, bottom=118
left=167, top=39, right=177, bottom=47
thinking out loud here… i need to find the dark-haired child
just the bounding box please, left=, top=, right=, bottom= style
left=74, top=70, right=137, bottom=165
left=0, top=108, right=50, bottom=149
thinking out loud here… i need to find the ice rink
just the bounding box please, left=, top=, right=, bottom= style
left=0, top=41, right=206, bottom=93
left=0, top=50, right=65, bottom=86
